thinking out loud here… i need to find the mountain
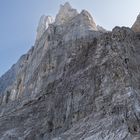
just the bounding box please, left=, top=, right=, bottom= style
left=0, top=2, right=140, bottom=140
left=132, top=13, right=140, bottom=32
left=97, top=25, right=107, bottom=32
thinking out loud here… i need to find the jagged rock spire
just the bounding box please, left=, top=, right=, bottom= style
left=80, top=10, right=97, bottom=31
left=54, top=2, right=98, bottom=32
left=132, top=13, right=140, bottom=32
left=36, top=15, right=54, bottom=41
left=55, top=2, right=78, bottom=25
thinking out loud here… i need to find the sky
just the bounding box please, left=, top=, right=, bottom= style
left=0, top=0, right=140, bottom=76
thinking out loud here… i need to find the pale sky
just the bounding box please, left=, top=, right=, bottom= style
left=0, top=0, right=140, bottom=76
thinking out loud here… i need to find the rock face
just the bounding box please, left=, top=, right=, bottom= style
left=132, top=13, right=140, bottom=32
left=55, top=2, right=78, bottom=25
left=1, top=2, right=140, bottom=140
left=55, top=2, right=97, bottom=31
left=97, top=25, right=107, bottom=32
left=36, top=15, right=54, bottom=41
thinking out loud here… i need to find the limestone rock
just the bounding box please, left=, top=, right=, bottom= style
left=0, top=65, right=16, bottom=96
left=80, top=10, right=97, bottom=31
left=55, top=2, right=97, bottom=32
left=132, top=13, right=140, bottom=32
left=97, top=25, right=107, bottom=32
left=1, top=2, right=140, bottom=140
left=36, top=15, right=54, bottom=41
left=55, top=2, right=78, bottom=25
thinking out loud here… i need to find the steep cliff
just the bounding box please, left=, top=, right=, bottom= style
left=0, top=2, right=140, bottom=140
left=132, top=13, right=140, bottom=32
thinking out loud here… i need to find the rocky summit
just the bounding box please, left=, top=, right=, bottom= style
left=0, top=2, right=140, bottom=140
left=132, top=13, right=140, bottom=32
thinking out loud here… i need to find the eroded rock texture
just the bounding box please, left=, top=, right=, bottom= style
left=55, top=2, right=78, bottom=25
left=132, top=13, right=140, bottom=32
left=36, top=15, right=54, bottom=41
left=0, top=2, right=140, bottom=140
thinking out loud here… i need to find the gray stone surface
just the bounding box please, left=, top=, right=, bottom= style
left=132, top=13, right=140, bottom=32
left=0, top=64, right=16, bottom=95
left=0, top=2, right=140, bottom=140
left=55, top=2, right=78, bottom=25
left=36, top=15, right=54, bottom=41
left=97, top=25, right=107, bottom=32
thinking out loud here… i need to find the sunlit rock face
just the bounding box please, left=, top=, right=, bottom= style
left=97, top=25, right=107, bottom=32
left=0, top=2, right=99, bottom=104
left=132, top=13, right=140, bottom=32
left=55, top=2, right=78, bottom=25
left=36, top=15, right=54, bottom=41
left=1, top=2, right=140, bottom=140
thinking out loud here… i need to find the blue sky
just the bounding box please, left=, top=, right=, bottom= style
left=0, top=0, right=140, bottom=76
